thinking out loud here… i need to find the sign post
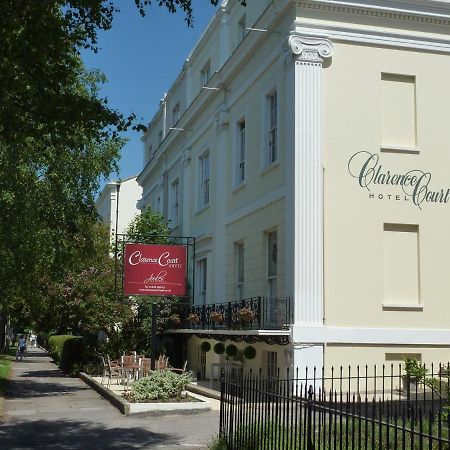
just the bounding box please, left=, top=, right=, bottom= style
left=122, top=243, right=188, bottom=370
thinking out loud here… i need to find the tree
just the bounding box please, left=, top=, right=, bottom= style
left=0, top=0, right=245, bottom=348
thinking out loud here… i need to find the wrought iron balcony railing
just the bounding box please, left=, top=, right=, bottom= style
left=168, top=297, right=292, bottom=331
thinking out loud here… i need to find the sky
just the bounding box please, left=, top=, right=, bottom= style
left=81, top=0, right=219, bottom=189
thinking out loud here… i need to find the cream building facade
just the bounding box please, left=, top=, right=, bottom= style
left=138, top=0, right=450, bottom=377
left=95, top=176, right=142, bottom=244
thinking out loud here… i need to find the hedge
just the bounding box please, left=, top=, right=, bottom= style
left=48, top=335, right=83, bottom=374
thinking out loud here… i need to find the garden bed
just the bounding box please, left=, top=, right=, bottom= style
left=79, top=372, right=213, bottom=415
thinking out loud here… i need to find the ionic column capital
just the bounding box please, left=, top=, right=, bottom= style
left=288, top=35, right=333, bottom=64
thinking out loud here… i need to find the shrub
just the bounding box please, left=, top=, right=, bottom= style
left=129, top=370, right=192, bottom=402
left=243, top=346, right=256, bottom=360
left=214, top=342, right=225, bottom=355
left=225, top=344, right=238, bottom=358
left=47, top=334, right=90, bottom=374
left=201, top=341, right=211, bottom=352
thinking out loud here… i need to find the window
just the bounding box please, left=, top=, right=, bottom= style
left=236, top=242, right=244, bottom=300
left=201, top=61, right=211, bottom=87
left=236, top=119, right=246, bottom=184
left=158, top=130, right=163, bottom=145
left=266, top=91, right=278, bottom=165
left=155, top=195, right=162, bottom=214
left=169, top=179, right=179, bottom=226
left=267, top=230, right=277, bottom=298
left=266, top=351, right=278, bottom=379
left=172, top=103, right=180, bottom=126
left=197, top=258, right=207, bottom=305
left=238, top=15, right=246, bottom=43
left=199, top=151, right=210, bottom=209
left=147, top=145, right=153, bottom=162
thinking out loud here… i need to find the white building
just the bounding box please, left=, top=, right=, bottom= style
left=95, top=176, right=142, bottom=243
left=138, top=0, right=450, bottom=378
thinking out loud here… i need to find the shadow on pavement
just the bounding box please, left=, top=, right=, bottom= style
left=0, top=419, right=176, bottom=449
left=5, top=379, right=86, bottom=399
left=19, top=369, right=69, bottom=379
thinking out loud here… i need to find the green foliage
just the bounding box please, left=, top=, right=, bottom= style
left=48, top=335, right=83, bottom=373
left=125, top=208, right=170, bottom=245
left=404, top=357, right=428, bottom=381
left=201, top=342, right=211, bottom=352
left=225, top=344, right=238, bottom=357
left=208, top=436, right=228, bottom=450
left=214, top=343, right=225, bottom=355
left=129, top=370, right=192, bottom=402
left=243, top=346, right=256, bottom=360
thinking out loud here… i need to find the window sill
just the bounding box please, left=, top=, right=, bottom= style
left=380, top=145, right=419, bottom=155
left=261, top=161, right=279, bottom=176
left=196, top=204, right=210, bottom=216
left=382, top=303, right=423, bottom=311
left=232, top=182, right=246, bottom=194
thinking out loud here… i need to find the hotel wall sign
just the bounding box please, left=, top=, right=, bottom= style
left=347, top=151, right=450, bottom=209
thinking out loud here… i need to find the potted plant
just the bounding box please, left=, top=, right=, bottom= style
left=239, top=307, right=255, bottom=322
left=226, top=344, right=238, bottom=358
left=243, top=346, right=257, bottom=360
left=214, top=342, right=225, bottom=355
left=188, top=312, right=200, bottom=325
left=210, top=311, right=224, bottom=324
left=200, top=342, right=211, bottom=352
left=169, top=313, right=181, bottom=325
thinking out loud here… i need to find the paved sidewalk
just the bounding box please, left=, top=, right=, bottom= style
left=0, top=348, right=219, bottom=449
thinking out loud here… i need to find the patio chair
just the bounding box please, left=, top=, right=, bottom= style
left=104, top=355, right=124, bottom=387
left=138, top=357, right=152, bottom=378
left=169, top=360, right=188, bottom=374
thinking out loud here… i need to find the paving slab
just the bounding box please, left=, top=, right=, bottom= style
left=0, top=348, right=219, bottom=449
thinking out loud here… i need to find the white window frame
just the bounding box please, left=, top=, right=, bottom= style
left=236, top=242, right=244, bottom=300
left=267, top=90, right=278, bottom=166
left=235, top=118, right=246, bottom=186
left=267, top=230, right=278, bottom=298
left=198, top=151, right=210, bottom=210
left=169, top=178, right=180, bottom=227
left=201, top=61, right=211, bottom=87
left=197, top=258, right=207, bottom=306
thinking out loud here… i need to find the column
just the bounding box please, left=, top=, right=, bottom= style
left=287, top=35, right=333, bottom=371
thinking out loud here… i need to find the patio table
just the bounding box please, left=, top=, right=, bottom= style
left=209, top=361, right=243, bottom=390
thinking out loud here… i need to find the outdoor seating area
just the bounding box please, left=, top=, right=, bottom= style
left=99, top=353, right=187, bottom=392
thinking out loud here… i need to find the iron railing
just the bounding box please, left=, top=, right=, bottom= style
left=219, top=364, right=450, bottom=449
left=169, top=297, right=292, bottom=331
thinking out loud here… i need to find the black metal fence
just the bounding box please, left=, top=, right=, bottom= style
left=169, top=296, right=292, bottom=331
left=219, top=365, right=450, bottom=449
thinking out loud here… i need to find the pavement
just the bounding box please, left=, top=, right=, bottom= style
left=0, top=347, right=220, bottom=450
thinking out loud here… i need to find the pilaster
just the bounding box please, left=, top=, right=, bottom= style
left=213, top=107, right=229, bottom=301
left=287, top=35, right=333, bottom=328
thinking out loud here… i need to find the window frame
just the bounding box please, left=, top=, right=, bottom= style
left=169, top=178, right=180, bottom=227
left=201, top=61, right=211, bottom=87
left=198, top=150, right=210, bottom=210
left=267, top=229, right=278, bottom=298
left=236, top=241, right=244, bottom=300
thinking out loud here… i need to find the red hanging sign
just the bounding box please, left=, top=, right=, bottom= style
left=123, top=244, right=187, bottom=296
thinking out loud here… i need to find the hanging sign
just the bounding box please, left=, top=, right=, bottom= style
left=123, top=244, right=187, bottom=296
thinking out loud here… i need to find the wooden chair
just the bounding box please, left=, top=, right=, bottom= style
left=169, top=360, right=188, bottom=374
left=138, top=357, right=152, bottom=378
left=104, top=355, right=123, bottom=387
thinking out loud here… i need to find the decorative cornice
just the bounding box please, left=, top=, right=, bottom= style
left=288, top=35, right=334, bottom=63
left=297, top=1, right=450, bottom=26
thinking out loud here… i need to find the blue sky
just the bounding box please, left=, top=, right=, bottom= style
left=82, top=1, right=218, bottom=188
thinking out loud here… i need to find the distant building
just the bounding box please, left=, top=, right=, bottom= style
left=138, top=0, right=450, bottom=378
left=95, top=176, right=142, bottom=244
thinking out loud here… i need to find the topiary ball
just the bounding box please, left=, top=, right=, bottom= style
left=243, top=346, right=257, bottom=360
left=200, top=341, right=211, bottom=352
left=226, top=344, right=238, bottom=357
left=214, top=342, right=225, bottom=354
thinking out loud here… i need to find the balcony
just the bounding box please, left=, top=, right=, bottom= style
left=168, top=297, right=292, bottom=331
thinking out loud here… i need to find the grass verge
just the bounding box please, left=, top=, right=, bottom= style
left=0, top=348, right=14, bottom=419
